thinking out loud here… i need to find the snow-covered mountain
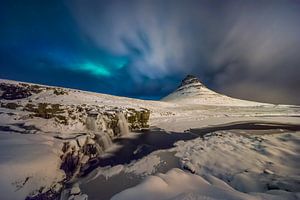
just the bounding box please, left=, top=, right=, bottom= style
left=163, top=75, right=267, bottom=106
left=163, top=75, right=219, bottom=100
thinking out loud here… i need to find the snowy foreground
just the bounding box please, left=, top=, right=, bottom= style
left=0, top=77, right=300, bottom=200
left=112, top=131, right=300, bottom=200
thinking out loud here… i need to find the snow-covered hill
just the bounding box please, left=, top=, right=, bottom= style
left=0, top=78, right=299, bottom=200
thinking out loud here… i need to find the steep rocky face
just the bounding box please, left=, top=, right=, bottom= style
left=178, top=75, right=203, bottom=88
left=175, top=75, right=207, bottom=93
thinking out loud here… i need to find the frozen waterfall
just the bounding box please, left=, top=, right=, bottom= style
left=98, top=132, right=113, bottom=150
left=86, top=115, right=96, bottom=131
left=117, top=112, right=129, bottom=136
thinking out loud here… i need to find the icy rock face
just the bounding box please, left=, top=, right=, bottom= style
left=60, top=108, right=150, bottom=180
left=86, top=109, right=150, bottom=136
left=60, top=135, right=101, bottom=179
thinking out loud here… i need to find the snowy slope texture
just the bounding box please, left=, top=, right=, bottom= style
left=162, top=75, right=268, bottom=106
left=112, top=131, right=300, bottom=200
left=0, top=79, right=154, bottom=199
left=112, top=168, right=298, bottom=200
left=0, top=78, right=299, bottom=200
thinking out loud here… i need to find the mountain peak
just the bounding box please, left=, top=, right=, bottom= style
left=162, top=74, right=218, bottom=102
left=179, top=75, right=202, bottom=88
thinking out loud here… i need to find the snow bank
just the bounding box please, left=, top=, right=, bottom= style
left=88, top=154, right=162, bottom=181
left=124, top=154, right=161, bottom=176
left=112, top=168, right=281, bottom=200
left=174, top=131, right=300, bottom=189
left=0, top=133, right=64, bottom=200
left=113, top=131, right=300, bottom=200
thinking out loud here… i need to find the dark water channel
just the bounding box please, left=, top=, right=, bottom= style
left=82, top=127, right=198, bottom=175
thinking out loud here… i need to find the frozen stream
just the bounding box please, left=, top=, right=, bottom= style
left=78, top=121, right=300, bottom=200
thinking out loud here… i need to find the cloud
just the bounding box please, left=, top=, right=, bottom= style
left=211, top=1, right=300, bottom=104
left=66, top=0, right=300, bottom=104
left=66, top=0, right=213, bottom=78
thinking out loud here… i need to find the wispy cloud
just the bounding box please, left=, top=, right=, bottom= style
left=66, top=0, right=300, bottom=104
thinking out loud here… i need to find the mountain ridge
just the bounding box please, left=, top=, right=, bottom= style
left=0, top=77, right=268, bottom=107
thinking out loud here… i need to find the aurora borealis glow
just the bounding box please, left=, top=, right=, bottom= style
left=1, top=0, right=300, bottom=104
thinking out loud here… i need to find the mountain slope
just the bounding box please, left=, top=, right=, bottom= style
left=162, top=75, right=268, bottom=106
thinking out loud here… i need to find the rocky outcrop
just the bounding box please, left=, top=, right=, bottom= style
left=59, top=107, right=150, bottom=182
left=85, top=108, right=150, bottom=135
left=179, top=75, right=202, bottom=88
left=0, top=82, right=68, bottom=100
left=127, top=108, right=150, bottom=129
left=0, top=80, right=151, bottom=199
left=23, top=107, right=151, bottom=200
left=176, top=74, right=205, bottom=92
left=25, top=185, right=62, bottom=200
left=0, top=83, right=32, bottom=100
left=60, top=134, right=101, bottom=179
left=0, top=82, right=44, bottom=100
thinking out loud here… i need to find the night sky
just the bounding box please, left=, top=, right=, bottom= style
left=1, top=0, right=300, bottom=104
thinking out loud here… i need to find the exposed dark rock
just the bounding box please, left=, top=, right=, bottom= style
left=62, top=142, right=70, bottom=153
left=0, top=82, right=46, bottom=100
left=127, top=109, right=150, bottom=129
left=60, top=152, right=80, bottom=179
left=178, top=75, right=202, bottom=88
left=25, top=186, right=61, bottom=200
left=24, top=103, right=68, bottom=124
left=81, top=143, right=99, bottom=156
left=19, top=83, right=44, bottom=93
left=59, top=136, right=102, bottom=181
left=55, top=115, right=68, bottom=125
left=53, top=88, right=68, bottom=95
left=0, top=123, right=40, bottom=134
left=0, top=83, right=32, bottom=100
left=0, top=102, right=20, bottom=109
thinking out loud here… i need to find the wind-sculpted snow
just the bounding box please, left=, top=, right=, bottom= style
left=0, top=133, right=65, bottom=200
left=174, top=131, right=300, bottom=191
left=112, top=168, right=259, bottom=200
left=112, top=131, right=300, bottom=200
